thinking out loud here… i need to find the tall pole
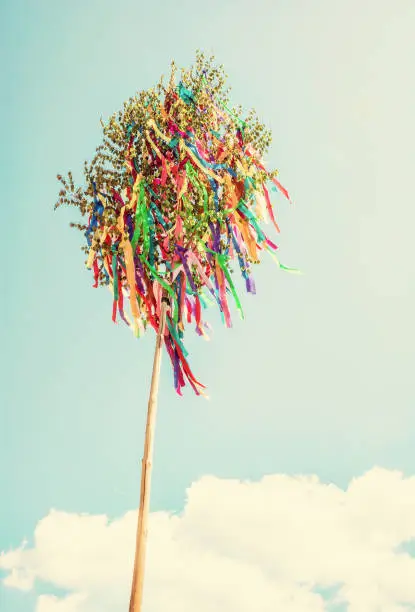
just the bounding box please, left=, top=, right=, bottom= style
left=129, top=298, right=169, bottom=612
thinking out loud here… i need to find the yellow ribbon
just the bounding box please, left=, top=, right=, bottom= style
left=117, top=205, right=140, bottom=321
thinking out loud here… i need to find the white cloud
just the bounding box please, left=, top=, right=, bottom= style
left=2, top=468, right=415, bottom=611
left=36, top=594, right=88, bottom=612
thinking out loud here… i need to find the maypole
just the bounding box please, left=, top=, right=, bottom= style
left=56, top=51, right=296, bottom=611
left=129, top=298, right=168, bottom=612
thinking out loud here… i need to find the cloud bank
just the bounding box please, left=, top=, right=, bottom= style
left=2, top=468, right=415, bottom=611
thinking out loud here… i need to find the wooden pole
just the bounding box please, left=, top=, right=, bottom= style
left=129, top=298, right=169, bottom=612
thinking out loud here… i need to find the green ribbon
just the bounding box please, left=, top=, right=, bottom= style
left=201, top=76, right=246, bottom=130
left=166, top=318, right=189, bottom=357
left=148, top=211, right=156, bottom=266
left=238, top=202, right=266, bottom=243
left=218, top=255, right=244, bottom=319
left=199, top=292, right=214, bottom=309
left=200, top=244, right=244, bottom=319
left=265, top=246, right=301, bottom=274
left=112, top=252, right=119, bottom=301
left=186, top=162, right=209, bottom=214
left=140, top=256, right=179, bottom=324
left=131, top=181, right=150, bottom=255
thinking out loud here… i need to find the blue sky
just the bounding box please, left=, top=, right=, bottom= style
left=1, top=0, right=415, bottom=610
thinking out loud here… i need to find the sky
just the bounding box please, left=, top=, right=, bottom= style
left=1, top=0, right=415, bottom=610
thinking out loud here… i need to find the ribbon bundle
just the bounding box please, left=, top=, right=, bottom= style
left=56, top=55, right=294, bottom=395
